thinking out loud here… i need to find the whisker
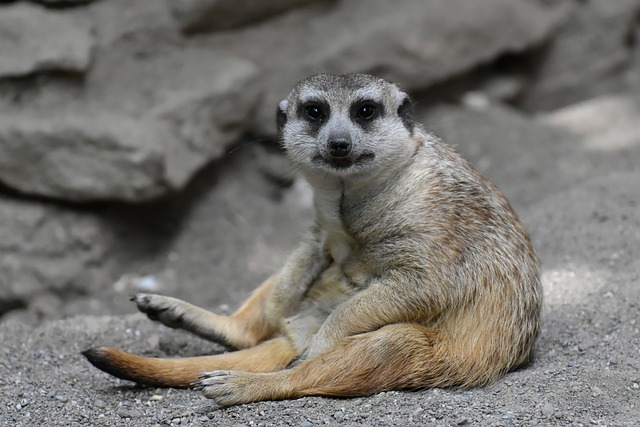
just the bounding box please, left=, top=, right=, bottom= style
left=223, top=135, right=282, bottom=158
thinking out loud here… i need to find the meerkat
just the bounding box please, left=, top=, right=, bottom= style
left=83, top=73, right=542, bottom=408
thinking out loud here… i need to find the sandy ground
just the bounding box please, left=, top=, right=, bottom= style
left=1, top=101, right=639, bottom=426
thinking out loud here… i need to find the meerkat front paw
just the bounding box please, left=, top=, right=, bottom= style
left=195, top=370, right=290, bottom=407
left=131, top=293, right=192, bottom=329
left=195, top=371, right=258, bottom=408
left=195, top=370, right=239, bottom=407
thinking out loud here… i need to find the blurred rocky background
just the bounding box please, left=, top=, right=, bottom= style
left=0, top=0, right=638, bottom=327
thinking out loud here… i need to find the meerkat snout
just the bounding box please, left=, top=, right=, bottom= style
left=327, top=134, right=352, bottom=159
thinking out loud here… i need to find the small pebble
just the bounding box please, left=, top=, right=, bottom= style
left=541, top=402, right=555, bottom=417
left=455, top=416, right=469, bottom=425
left=300, top=421, right=315, bottom=427
left=117, top=409, right=141, bottom=419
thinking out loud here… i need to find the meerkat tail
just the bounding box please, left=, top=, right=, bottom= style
left=82, top=347, right=207, bottom=387
left=82, top=337, right=298, bottom=388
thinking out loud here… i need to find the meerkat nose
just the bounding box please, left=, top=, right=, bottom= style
left=328, top=137, right=352, bottom=158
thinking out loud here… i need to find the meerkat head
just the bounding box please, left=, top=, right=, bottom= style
left=277, top=74, right=415, bottom=179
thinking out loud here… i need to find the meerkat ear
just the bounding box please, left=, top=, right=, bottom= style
left=397, top=95, right=414, bottom=131
left=277, top=100, right=288, bottom=132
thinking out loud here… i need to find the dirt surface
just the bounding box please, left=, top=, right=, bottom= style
left=1, top=101, right=639, bottom=426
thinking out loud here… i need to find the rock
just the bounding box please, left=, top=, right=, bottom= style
left=0, top=44, right=261, bottom=202
left=0, top=194, right=115, bottom=315
left=170, top=0, right=323, bottom=34
left=117, top=409, right=141, bottom=419
left=87, top=0, right=178, bottom=47
left=541, top=402, right=555, bottom=417
left=0, top=3, right=94, bottom=78
left=86, top=42, right=262, bottom=197
left=539, top=95, right=640, bottom=151
left=0, top=111, right=170, bottom=202
left=201, top=0, right=565, bottom=134
left=518, top=0, right=640, bottom=111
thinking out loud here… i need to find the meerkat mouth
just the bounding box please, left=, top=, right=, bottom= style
left=313, top=152, right=375, bottom=170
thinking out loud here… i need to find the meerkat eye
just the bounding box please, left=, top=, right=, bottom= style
left=356, top=103, right=378, bottom=121
left=304, top=104, right=324, bottom=121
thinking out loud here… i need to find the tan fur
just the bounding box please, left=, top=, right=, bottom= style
left=83, top=74, right=541, bottom=409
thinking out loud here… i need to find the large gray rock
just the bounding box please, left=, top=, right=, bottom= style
left=0, top=45, right=261, bottom=202
left=0, top=3, right=94, bottom=78
left=200, top=0, right=565, bottom=134
left=0, top=111, right=170, bottom=201
left=518, top=0, right=640, bottom=111
left=170, top=0, right=324, bottom=33
left=86, top=43, right=263, bottom=196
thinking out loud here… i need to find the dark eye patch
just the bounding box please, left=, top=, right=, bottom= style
left=351, top=100, right=384, bottom=129
left=297, top=100, right=330, bottom=137
left=298, top=100, right=330, bottom=123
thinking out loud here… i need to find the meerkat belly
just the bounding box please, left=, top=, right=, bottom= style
left=283, top=254, right=373, bottom=352
left=283, top=187, right=375, bottom=351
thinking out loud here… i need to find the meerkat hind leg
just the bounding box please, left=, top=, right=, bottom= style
left=197, top=323, right=461, bottom=407
left=133, top=275, right=277, bottom=349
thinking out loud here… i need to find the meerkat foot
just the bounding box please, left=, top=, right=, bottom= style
left=197, top=370, right=291, bottom=408
left=131, top=293, right=237, bottom=347
left=132, top=293, right=192, bottom=328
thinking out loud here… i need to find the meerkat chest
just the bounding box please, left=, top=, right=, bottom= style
left=314, top=189, right=356, bottom=264
left=313, top=190, right=375, bottom=291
